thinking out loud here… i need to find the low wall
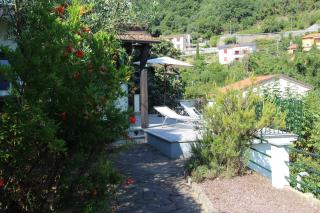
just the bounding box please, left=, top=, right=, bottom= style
left=249, top=130, right=298, bottom=189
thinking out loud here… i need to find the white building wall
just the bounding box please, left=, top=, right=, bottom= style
left=261, top=78, right=311, bottom=97
left=169, top=34, right=192, bottom=51
left=219, top=45, right=256, bottom=65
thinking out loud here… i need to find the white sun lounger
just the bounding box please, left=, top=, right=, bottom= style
left=154, top=106, right=199, bottom=126
left=179, top=101, right=202, bottom=119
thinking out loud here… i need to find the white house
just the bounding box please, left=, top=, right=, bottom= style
left=218, top=74, right=313, bottom=98
left=218, top=43, right=256, bottom=65
left=164, top=34, right=192, bottom=52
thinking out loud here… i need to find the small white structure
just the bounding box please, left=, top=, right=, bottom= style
left=218, top=43, right=256, bottom=65
left=218, top=74, right=313, bottom=98
left=164, top=34, right=192, bottom=52
left=249, top=128, right=298, bottom=189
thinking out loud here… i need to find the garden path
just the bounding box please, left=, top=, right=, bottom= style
left=114, top=144, right=202, bottom=213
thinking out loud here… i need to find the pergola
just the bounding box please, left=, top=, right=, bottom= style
left=118, top=28, right=160, bottom=128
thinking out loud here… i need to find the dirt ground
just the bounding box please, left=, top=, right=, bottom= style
left=199, top=173, right=320, bottom=213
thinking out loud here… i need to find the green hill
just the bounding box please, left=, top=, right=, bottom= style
left=144, top=0, right=320, bottom=38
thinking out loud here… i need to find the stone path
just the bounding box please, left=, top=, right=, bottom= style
left=114, top=144, right=202, bottom=213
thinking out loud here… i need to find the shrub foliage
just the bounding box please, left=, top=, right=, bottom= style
left=0, top=1, right=130, bottom=211
left=186, top=89, right=285, bottom=182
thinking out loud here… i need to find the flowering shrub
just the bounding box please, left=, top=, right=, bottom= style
left=0, top=1, right=130, bottom=211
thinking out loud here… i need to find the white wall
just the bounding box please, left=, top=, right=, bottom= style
left=261, top=78, right=311, bottom=97
left=218, top=45, right=256, bottom=65
left=249, top=130, right=298, bottom=189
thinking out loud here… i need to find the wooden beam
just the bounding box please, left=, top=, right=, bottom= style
left=139, top=44, right=150, bottom=128
left=140, top=68, right=148, bottom=128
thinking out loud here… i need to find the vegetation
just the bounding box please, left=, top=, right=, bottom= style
left=0, top=1, right=130, bottom=211
left=142, top=0, right=320, bottom=38
left=186, top=89, right=285, bottom=182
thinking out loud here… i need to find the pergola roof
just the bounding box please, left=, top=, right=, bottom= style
left=118, top=30, right=161, bottom=44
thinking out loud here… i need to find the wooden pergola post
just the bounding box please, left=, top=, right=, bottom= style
left=139, top=44, right=150, bottom=128
left=140, top=68, right=148, bottom=128
left=118, top=27, right=160, bottom=129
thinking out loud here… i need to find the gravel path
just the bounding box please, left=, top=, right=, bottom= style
left=114, top=144, right=202, bottom=213
left=200, top=173, right=320, bottom=213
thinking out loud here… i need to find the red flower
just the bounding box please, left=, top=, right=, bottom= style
left=126, top=177, right=134, bottom=185
left=59, top=112, right=67, bottom=121
left=129, top=116, right=136, bottom=124
left=74, top=71, right=81, bottom=80
left=56, top=5, right=65, bottom=15
left=66, top=44, right=73, bottom=53
left=0, top=178, right=5, bottom=188
left=91, top=188, right=97, bottom=196
left=75, top=50, right=85, bottom=58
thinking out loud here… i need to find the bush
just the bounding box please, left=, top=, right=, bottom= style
left=186, top=89, right=285, bottom=181
left=224, top=36, right=237, bottom=45
left=0, top=1, right=130, bottom=211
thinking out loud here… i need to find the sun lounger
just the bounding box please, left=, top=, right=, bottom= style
left=154, top=106, right=199, bottom=126
left=179, top=101, right=202, bottom=119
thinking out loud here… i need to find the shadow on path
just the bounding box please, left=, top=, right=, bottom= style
left=114, top=144, right=202, bottom=213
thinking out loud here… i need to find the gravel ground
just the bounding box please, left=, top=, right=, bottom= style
left=200, top=173, right=320, bottom=213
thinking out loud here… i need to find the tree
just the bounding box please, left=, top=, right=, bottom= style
left=0, top=1, right=130, bottom=211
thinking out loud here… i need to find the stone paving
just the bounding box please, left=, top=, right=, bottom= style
left=114, top=144, right=202, bottom=213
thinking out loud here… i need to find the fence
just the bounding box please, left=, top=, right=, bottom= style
left=288, top=147, right=320, bottom=198
left=255, top=97, right=304, bottom=135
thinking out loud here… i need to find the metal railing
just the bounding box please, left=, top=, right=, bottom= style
left=288, top=147, right=320, bottom=198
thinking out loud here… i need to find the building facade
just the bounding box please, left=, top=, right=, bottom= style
left=302, top=33, right=320, bottom=51
left=164, top=34, right=192, bottom=52
left=218, top=43, right=256, bottom=65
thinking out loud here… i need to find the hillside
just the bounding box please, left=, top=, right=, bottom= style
left=145, top=0, right=320, bottom=39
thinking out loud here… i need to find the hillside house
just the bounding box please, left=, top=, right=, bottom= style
left=287, top=44, right=299, bottom=54
left=218, top=43, right=256, bottom=65
left=218, top=74, right=313, bottom=97
left=164, top=34, right=192, bottom=52
left=302, top=33, right=320, bottom=51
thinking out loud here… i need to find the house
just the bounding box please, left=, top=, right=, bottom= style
left=287, top=44, right=299, bottom=54
left=218, top=43, right=256, bottom=65
left=218, top=74, right=313, bottom=97
left=302, top=33, right=320, bottom=51
left=164, top=34, right=192, bottom=52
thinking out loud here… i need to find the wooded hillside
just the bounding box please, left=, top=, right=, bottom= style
left=143, top=0, right=320, bottom=38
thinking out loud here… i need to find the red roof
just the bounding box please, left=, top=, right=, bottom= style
left=302, top=33, right=320, bottom=39
left=218, top=74, right=313, bottom=93
left=288, top=44, right=299, bottom=50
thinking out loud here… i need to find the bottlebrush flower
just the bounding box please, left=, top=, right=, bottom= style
left=129, top=116, right=136, bottom=124
left=66, top=44, right=74, bottom=53
left=91, top=188, right=97, bottom=196
left=59, top=112, right=67, bottom=121
left=75, top=50, right=84, bottom=58
left=56, top=5, right=65, bottom=15
left=0, top=178, right=5, bottom=188
left=126, top=177, right=134, bottom=185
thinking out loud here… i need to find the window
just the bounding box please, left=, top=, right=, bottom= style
left=224, top=57, right=228, bottom=62
left=235, top=50, right=240, bottom=55
left=224, top=49, right=228, bottom=54
left=235, top=58, right=240, bottom=61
